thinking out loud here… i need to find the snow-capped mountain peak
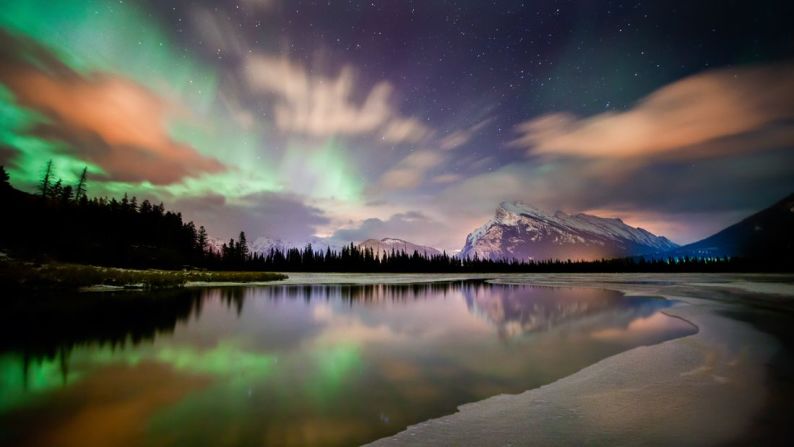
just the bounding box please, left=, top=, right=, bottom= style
left=496, top=201, right=549, bottom=223
left=462, top=202, right=678, bottom=261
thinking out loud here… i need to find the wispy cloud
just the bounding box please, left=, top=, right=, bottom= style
left=440, top=118, right=491, bottom=150
left=382, top=117, right=432, bottom=143
left=244, top=54, right=430, bottom=143
left=329, top=211, right=451, bottom=248
left=190, top=7, right=249, bottom=58
left=430, top=173, right=462, bottom=184
left=173, top=191, right=329, bottom=241
left=379, top=150, right=444, bottom=190
left=512, top=64, right=794, bottom=159
left=436, top=146, right=794, bottom=243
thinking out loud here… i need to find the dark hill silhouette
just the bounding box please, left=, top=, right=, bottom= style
left=674, top=193, right=794, bottom=259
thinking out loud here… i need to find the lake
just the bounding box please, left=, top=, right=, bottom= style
left=0, top=280, right=697, bottom=447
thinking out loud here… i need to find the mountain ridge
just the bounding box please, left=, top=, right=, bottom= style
left=208, top=235, right=443, bottom=258
left=461, top=201, right=678, bottom=261
left=671, top=193, right=794, bottom=259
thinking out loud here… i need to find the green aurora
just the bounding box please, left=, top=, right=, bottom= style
left=0, top=0, right=364, bottom=216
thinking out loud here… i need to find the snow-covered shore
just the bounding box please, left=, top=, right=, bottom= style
left=358, top=273, right=794, bottom=446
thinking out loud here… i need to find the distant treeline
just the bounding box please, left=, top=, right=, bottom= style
left=243, top=245, right=792, bottom=273
left=1, top=164, right=791, bottom=272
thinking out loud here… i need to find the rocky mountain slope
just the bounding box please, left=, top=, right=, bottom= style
left=461, top=202, right=678, bottom=261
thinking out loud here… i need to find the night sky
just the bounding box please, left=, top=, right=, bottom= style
left=1, top=0, right=793, bottom=250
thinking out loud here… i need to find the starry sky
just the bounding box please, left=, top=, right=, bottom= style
left=1, top=0, right=793, bottom=250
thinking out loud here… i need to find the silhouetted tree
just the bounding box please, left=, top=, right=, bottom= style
left=197, top=226, right=208, bottom=255
left=39, top=160, right=53, bottom=198
left=139, top=199, right=152, bottom=214
left=239, top=231, right=249, bottom=262
left=50, top=179, right=63, bottom=201
left=0, top=165, right=9, bottom=190
left=74, top=167, right=88, bottom=201
left=60, top=185, right=73, bottom=204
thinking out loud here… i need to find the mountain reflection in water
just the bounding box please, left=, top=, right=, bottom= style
left=0, top=281, right=696, bottom=447
left=462, top=284, right=672, bottom=338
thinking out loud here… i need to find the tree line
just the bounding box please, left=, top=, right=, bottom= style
left=1, top=164, right=789, bottom=272
left=241, top=244, right=789, bottom=273
left=0, top=164, right=250, bottom=269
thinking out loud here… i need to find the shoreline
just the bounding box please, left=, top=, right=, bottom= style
left=218, top=271, right=793, bottom=444
left=0, top=260, right=287, bottom=290
left=355, top=273, right=794, bottom=446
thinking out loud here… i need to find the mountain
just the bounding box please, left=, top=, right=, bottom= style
left=358, top=238, right=442, bottom=258
left=208, top=234, right=441, bottom=258
left=461, top=202, right=678, bottom=261
left=208, top=235, right=440, bottom=258
left=207, top=236, right=342, bottom=255
left=675, top=193, right=794, bottom=259
left=248, top=237, right=293, bottom=254
left=461, top=285, right=665, bottom=338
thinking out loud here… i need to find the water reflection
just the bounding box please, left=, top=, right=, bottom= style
left=462, top=284, right=672, bottom=338
left=0, top=289, right=204, bottom=357
left=0, top=281, right=696, bottom=447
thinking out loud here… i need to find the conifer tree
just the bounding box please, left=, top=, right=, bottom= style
left=239, top=231, right=249, bottom=262
left=60, top=185, right=73, bottom=203
left=50, top=179, right=63, bottom=200
left=39, top=160, right=53, bottom=197
left=197, top=226, right=208, bottom=254
left=0, top=165, right=9, bottom=189
left=139, top=199, right=152, bottom=214
left=74, top=167, right=88, bottom=201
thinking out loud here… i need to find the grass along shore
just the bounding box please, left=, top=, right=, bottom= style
left=0, top=259, right=287, bottom=290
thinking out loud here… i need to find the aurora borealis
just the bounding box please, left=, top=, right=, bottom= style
left=1, top=1, right=793, bottom=249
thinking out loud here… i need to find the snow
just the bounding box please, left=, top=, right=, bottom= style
left=260, top=273, right=792, bottom=447
left=498, top=201, right=550, bottom=220
left=365, top=274, right=786, bottom=447
left=461, top=201, right=678, bottom=259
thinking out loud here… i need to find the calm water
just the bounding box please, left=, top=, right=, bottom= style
left=0, top=281, right=696, bottom=447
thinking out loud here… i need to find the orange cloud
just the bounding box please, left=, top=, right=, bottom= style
left=512, top=64, right=794, bottom=159
left=379, top=150, right=444, bottom=190
left=0, top=31, right=224, bottom=184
